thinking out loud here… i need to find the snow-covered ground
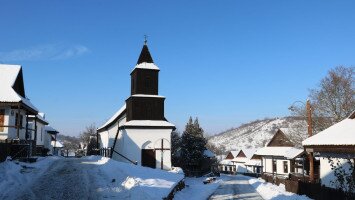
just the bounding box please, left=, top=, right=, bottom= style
left=88, top=156, right=184, bottom=199
left=246, top=175, right=311, bottom=200
left=0, top=156, right=184, bottom=200
left=174, top=176, right=221, bottom=200
left=0, top=156, right=60, bottom=199
left=175, top=174, right=312, bottom=200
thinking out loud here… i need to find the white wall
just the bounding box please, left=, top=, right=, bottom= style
left=262, top=157, right=291, bottom=175
left=98, top=115, right=126, bottom=149
left=0, top=106, right=10, bottom=140
left=319, top=154, right=354, bottom=189
left=113, top=128, right=173, bottom=170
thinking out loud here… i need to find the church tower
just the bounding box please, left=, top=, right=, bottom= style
left=98, top=40, right=175, bottom=170
left=126, top=42, right=166, bottom=121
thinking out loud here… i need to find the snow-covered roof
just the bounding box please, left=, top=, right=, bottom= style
left=98, top=104, right=126, bottom=131
left=255, top=147, right=304, bottom=159
left=51, top=140, right=63, bottom=148
left=29, top=112, right=49, bottom=125
left=133, top=62, right=159, bottom=71
left=240, top=148, right=258, bottom=159
left=244, top=159, right=261, bottom=166
left=203, top=149, right=215, bottom=158
left=229, top=150, right=239, bottom=157
left=123, top=120, right=175, bottom=127
left=0, top=64, right=38, bottom=112
left=219, top=159, right=234, bottom=165
left=131, top=94, right=165, bottom=98
left=45, top=126, right=59, bottom=134
left=302, top=114, right=355, bottom=146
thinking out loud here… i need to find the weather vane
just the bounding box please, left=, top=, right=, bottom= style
left=144, top=35, right=148, bottom=44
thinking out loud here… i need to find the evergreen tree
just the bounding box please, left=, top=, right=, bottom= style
left=180, top=117, right=207, bottom=174
left=171, top=130, right=181, bottom=166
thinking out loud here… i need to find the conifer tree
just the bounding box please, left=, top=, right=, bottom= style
left=171, top=130, right=181, bottom=166
left=180, top=117, right=207, bottom=173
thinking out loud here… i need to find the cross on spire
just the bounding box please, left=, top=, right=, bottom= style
left=144, top=35, right=148, bottom=45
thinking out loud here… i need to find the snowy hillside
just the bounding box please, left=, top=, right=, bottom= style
left=209, top=117, right=308, bottom=152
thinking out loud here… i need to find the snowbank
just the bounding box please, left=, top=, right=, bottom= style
left=0, top=156, right=60, bottom=199
left=246, top=176, right=311, bottom=200
left=85, top=156, right=184, bottom=199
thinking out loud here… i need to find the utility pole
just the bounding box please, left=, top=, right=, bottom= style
left=306, top=100, right=314, bottom=182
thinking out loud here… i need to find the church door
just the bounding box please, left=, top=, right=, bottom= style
left=141, top=149, right=156, bottom=168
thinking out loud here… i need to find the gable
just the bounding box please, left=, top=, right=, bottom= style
left=267, top=129, right=294, bottom=147
left=225, top=152, right=234, bottom=159
left=12, top=68, right=26, bottom=98
left=236, top=150, right=246, bottom=158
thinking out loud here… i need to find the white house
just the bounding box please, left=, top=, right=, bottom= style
left=244, top=155, right=262, bottom=174
left=255, top=129, right=304, bottom=178
left=0, top=65, right=38, bottom=141
left=219, top=149, right=259, bottom=174
left=28, top=113, right=49, bottom=156
left=0, top=64, right=38, bottom=160
left=98, top=42, right=175, bottom=170
left=302, top=111, right=355, bottom=189
left=44, top=125, right=60, bottom=156
left=218, top=150, right=239, bottom=173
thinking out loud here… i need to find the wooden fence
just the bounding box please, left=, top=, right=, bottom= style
left=0, top=140, right=36, bottom=162
left=100, top=148, right=112, bottom=158
left=285, top=180, right=354, bottom=200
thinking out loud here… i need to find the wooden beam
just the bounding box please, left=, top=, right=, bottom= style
left=16, top=104, right=20, bottom=139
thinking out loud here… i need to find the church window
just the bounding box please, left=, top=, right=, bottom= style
left=0, top=109, right=5, bottom=132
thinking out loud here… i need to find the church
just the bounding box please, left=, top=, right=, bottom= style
left=97, top=42, right=175, bottom=170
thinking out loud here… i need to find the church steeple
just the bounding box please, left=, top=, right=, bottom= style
left=126, top=41, right=165, bottom=122
left=137, top=44, right=154, bottom=64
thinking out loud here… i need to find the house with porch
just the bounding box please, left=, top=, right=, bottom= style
left=0, top=64, right=39, bottom=161
left=218, top=150, right=238, bottom=173
left=255, top=129, right=305, bottom=178
left=302, top=111, right=355, bottom=189
left=98, top=42, right=175, bottom=170
left=28, top=113, right=49, bottom=156
left=219, top=149, right=259, bottom=174
left=44, top=125, right=61, bottom=156
left=244, top=154, right=263, bottom=175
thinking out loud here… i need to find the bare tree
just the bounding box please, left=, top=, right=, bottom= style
left=79, top=124, right=97, bottom=151
left=291, top=66, right=354, bottom=133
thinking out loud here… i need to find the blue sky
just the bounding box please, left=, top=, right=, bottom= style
left=1, top=1, right=355, bottom=136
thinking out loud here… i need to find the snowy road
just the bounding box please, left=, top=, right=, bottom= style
left=209, top=175, right=264, bottom=200
left=13, top=158, right=102, bottom=200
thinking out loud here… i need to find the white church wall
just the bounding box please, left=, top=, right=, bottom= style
left=114, top=128, right=173, bottom=170
left=319, top=154, right=354, bottom=189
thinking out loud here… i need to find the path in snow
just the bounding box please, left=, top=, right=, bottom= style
left=209, top=175, right=264, bottom=200
left=13, top=158, right=102, bottom=200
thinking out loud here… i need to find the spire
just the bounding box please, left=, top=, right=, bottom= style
left=137, top=37, right=154, bottom=64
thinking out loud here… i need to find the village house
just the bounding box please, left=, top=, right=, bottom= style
left=219, top=149, right=258, bottom=174
left=98, top=42, right=175, bottom=170
left=255, top=129, right=305, bottom=178
left=218, top=150, right=238, bottom=173
left=0, top=64, right=39, bottom=161
left=28, top=113, right=49, bottom=156
left=44, top=125, right=62, bottom=156
left=244, top=154, right=263, bottom=175
left=302, top=111, right=355, bottom=189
